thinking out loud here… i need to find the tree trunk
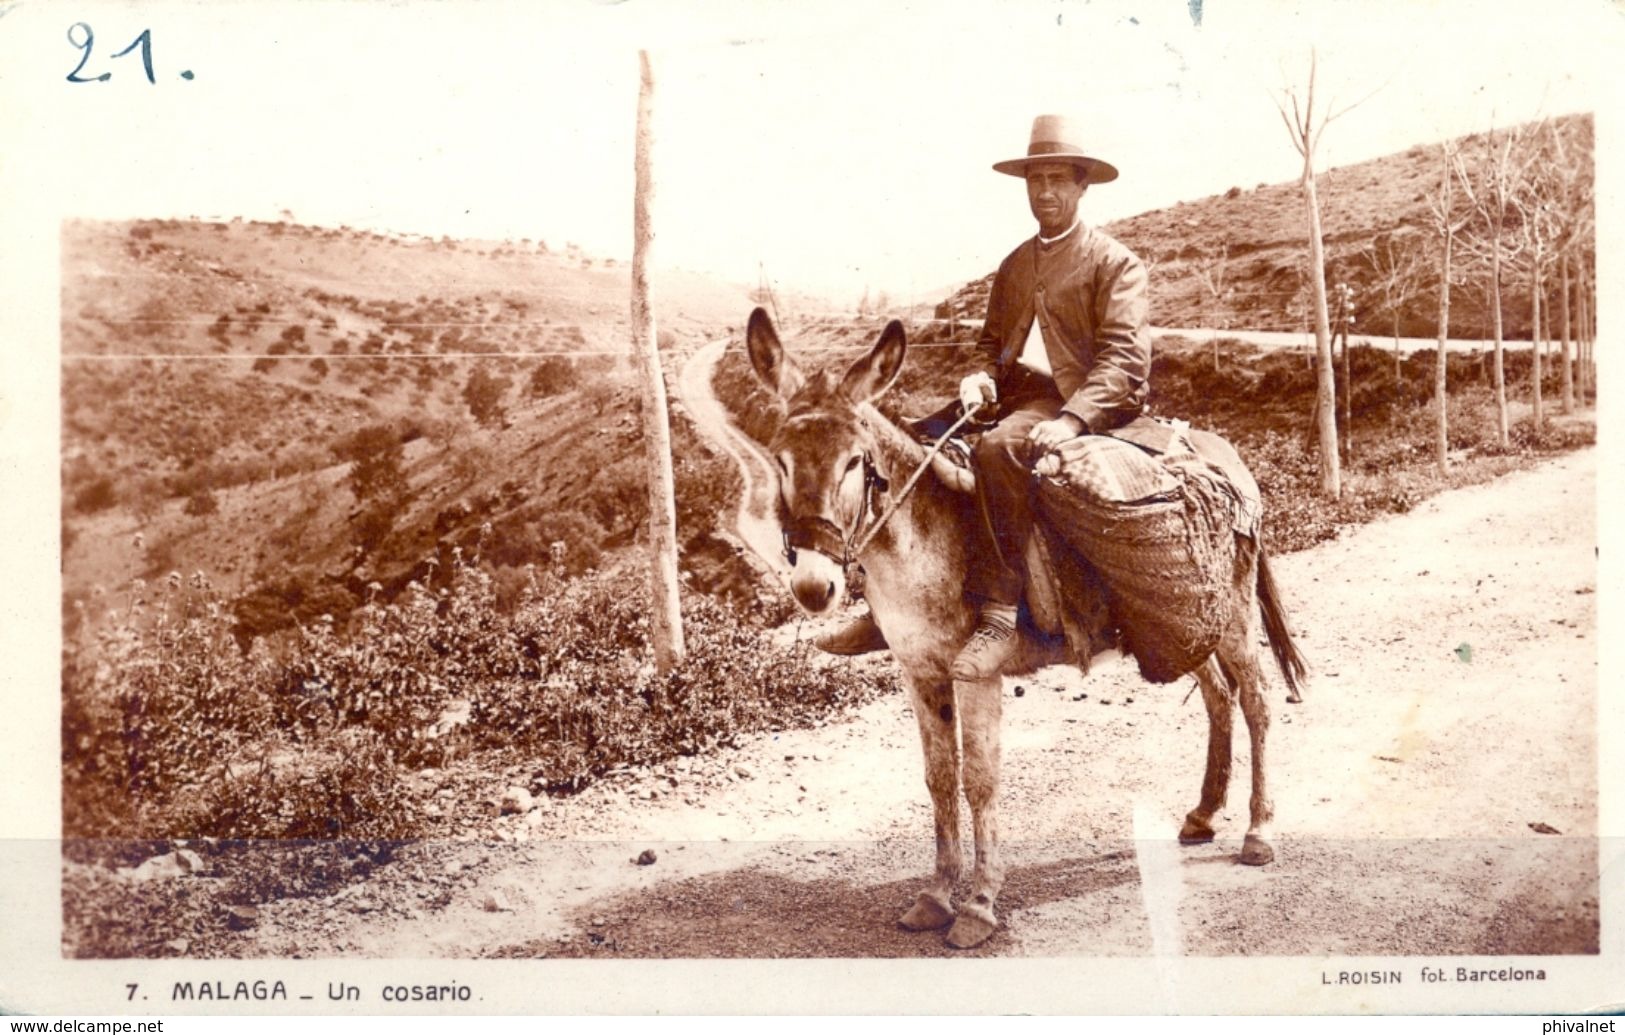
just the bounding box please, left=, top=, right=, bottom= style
left=1584, top=266, right=1594, bottom=404
left=1531, top=256, right=1543, bottom=431
left=631, top=50, right=686, bottom=672
left=1340, top=315, right=1352, bottom=466
left=1574, top=262, right=1587, bottom=406
left=1490, top=243, right=1509, bottom=448
left=1393, top=311, right=1402, bottom=384
left=1560, top=251, right=1573, bottom=414
left=1302, top=164, right=1341, bottom=497
left=1435, top=222, right=1453, bottom=476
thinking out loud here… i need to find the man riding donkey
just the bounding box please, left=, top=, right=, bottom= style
left=818, top=114, right=1153, bottom=680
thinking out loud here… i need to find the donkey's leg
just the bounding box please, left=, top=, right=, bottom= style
left=1179, top=655, right=1236, bottom=845
left=1225, top=622, right=1276, bottom=866
left=898, top=677, right=962, bottom=931
left=947, top=674, right=1004, bottom=949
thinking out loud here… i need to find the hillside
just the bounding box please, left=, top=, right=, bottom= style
left=935, top=113, right=1594, bottom=340
left=61, top=218, right=760, bottom=643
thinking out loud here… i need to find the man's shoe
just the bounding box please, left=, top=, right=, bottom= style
left=814, top=611, right=889, bottom=656
left=951, top=609, right=1020, bottom=681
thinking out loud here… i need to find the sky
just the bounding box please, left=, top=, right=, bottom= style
left=0, top=0, right=1616, bottom=304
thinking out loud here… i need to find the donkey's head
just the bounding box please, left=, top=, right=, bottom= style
left=745, top=307, right=905, bottom=615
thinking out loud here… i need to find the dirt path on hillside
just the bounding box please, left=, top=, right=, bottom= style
left=670, top=336, right=788, bottom=583
left=136, top=331, right=1605, bottom=964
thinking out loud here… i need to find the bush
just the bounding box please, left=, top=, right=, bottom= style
left=183, top=488, right=219, bottom=517
left=74, top=476, right=118, bottom=514
left=463, top=367, right=511, bottom=427
left=335, top=423, right=407, bottom=504
left=64, top=573, right=278, bottom=837
left=462, top=566, right=897, bottom=780
left=527, top=356, right=579, bottom=397
left=63, top=558, right=897, bottom=842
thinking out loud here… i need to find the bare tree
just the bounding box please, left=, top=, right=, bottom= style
left=1273, top=50, right=1377, bottom=498
left=1452, top=122, right=1531, bottom=449
left=1194, top=241, right=1233, bottom=370
left=1515, top=185, right=1552, bottom=431
left=1359, top=229, right=1429, bottom=382
left=1541, top=118, right=1596, bottom=415
left=1426, top=140, right=1472, bottom=475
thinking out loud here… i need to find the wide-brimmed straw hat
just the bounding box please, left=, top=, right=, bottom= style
left=993, top=114, right=1119, bottom=184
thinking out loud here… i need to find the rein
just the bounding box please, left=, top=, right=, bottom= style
left=781, top=403, right=985, bottom=571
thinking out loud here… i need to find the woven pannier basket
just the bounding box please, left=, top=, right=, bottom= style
left=1035, top=434, right=1244, bottom=683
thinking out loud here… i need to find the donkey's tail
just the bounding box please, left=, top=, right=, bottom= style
left=1257, top=547, right=1309, bottom=702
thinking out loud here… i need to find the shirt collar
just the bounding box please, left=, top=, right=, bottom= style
left=1038, top=219, right=1082, bottom=246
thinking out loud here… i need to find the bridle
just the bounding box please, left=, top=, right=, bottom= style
left=779, top=447, right=888, bottom=572
left=779, top=403, right=985, bottom=574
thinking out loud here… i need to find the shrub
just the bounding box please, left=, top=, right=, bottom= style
left=463, top=566, right=897, bottom=780
left=463, top=367, right=511, bottom=427
left=335, top=423, right=407, bottom=504
left=63, top=557, right=897, bottom=843
left=74, top=476, right=118, bottom=514
left=183, top=488, right=219, bottom=517
left=527, top=356, right=579, bottom=397
left=63, top=573, right=278, bottom=837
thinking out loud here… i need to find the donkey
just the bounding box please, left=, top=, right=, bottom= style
left=744, top=308, right=1306, bottom=949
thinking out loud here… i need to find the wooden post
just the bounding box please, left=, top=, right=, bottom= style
left=632, top=49, right=685, bottom=671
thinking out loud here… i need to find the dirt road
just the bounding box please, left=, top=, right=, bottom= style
left=672, top=336, right=788, bottom=583
left=209, top=438, right=1599, bottom=962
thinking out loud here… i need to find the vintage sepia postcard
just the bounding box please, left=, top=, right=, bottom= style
left=0, top=0, right=1619, bottom=1016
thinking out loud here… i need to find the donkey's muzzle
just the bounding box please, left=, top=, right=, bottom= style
left=790, top=572, right=838, bottom=614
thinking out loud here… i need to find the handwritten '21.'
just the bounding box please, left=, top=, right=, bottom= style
left=66, top=23, right=193, bottom=83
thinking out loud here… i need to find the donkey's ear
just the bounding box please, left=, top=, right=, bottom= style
left=838, top=319, right=906, bottom=402
left=745, top=307, right=803, bottom=398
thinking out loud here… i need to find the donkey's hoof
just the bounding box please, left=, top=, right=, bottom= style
left=898, top=892, right=955, bottom=931
left=945, top=899, right=998, bottom=949
left=1178, top=815, right=1216, bottom=844
left=1239, top=833, right=1275, bottom=866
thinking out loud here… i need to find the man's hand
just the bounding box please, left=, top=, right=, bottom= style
left=1027, top=413, right=1087, bottom=457
left=959, top=372, right=997, bottom=416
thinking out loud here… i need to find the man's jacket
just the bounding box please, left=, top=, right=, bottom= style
left=977, top=224, right=1152, bottom=434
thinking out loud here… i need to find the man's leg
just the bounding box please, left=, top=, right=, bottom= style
left=814, top=604, right=889, bottom=655
left=956, top=394, right=1062, bottom=680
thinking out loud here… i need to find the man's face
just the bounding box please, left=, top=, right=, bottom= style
left=1025, top=161, right=1086, bottom=237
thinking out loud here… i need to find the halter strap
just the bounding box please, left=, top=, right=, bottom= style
left=780, top=403, right=984, bottom=571
left=780, top=450, right=887, bottom=569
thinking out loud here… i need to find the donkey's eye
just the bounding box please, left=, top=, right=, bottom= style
left=844, top=455, right=862, bottom=474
